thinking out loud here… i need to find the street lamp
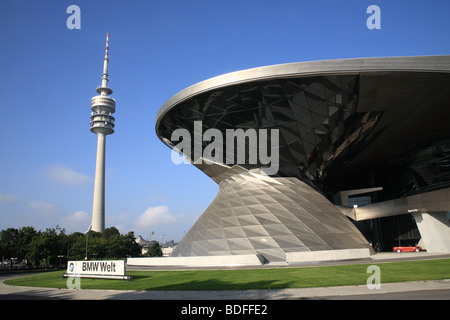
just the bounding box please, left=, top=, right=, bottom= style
left=85, top=225, right=92, bottom=260
left=57, top=255, right=64, bottom=268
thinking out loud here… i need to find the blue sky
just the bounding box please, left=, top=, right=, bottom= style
left=0, top=0, right=449, bottom=242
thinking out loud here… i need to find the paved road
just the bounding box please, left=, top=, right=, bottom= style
left=1, top=278, right=450, bottom=300
left=319, top=288, right=450, bottom=300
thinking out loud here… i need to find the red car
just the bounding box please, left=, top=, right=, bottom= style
left=393, top=246, right=422, bottom=253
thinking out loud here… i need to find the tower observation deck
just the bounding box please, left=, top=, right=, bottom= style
left=90, top=33, right=116, bottom=233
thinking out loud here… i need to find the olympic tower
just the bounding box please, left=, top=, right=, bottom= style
left=89, top=33, right=116, bottom=233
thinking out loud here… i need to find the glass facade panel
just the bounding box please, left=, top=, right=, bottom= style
left=158, top=75, right=379, bottom=191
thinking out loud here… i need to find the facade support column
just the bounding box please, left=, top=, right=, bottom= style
left=413, top=212, right=450, bottom=253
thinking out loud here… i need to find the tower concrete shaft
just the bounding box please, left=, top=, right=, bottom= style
left=91, top=133, right=106, bottom=232
left=90, top=33, right=116, bottom=233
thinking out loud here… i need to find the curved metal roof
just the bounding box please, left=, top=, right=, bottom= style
left=155, top=55, right=450, bottom=192
left=156, top=55, right=450, bottom=131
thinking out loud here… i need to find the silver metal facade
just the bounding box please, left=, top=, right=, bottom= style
left=171, top=162, right=372, bottom=262
left=156, top=56, right=450, bottom=260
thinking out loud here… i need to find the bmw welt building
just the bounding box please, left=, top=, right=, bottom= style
left=154, top=55, right=450, bottom=265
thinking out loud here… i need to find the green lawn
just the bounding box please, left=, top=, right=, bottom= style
left=4, top=258, right=450, bottom=291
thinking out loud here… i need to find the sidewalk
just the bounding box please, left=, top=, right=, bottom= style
left=1, top=278, right=450, bottom=300
left=370, top=252, right=450, bottom=261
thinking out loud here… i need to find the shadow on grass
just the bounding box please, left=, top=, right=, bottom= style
left=137, top=278, right=295, bottom=291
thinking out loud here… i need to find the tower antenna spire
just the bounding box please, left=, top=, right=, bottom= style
left=105, top=32, right=109, bottom=61
left=89, top=33, right=116, bottom=233
left=98, top=33, right=112, bottom=95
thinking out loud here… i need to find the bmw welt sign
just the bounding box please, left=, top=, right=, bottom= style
left=66, top=260, right=127, bottom=278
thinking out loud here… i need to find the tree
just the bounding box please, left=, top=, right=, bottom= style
left=120, top=231, right=142, bottom=257
left=103, top=226, right=120, bottom=238
left=67, top=233, right=88, bottom=260
left=26, top=226, right=67, bottom=265
left=146, top=241, right=162, bottom=257
left=0, top=226, right=143, bottom=264
left=17, top=227, right=38, bottom=260
left=67, top=228, right=142, bottom=260
left=0, top=228, right=19, bottom=261
left=0, top=227, right=38, bottom=262
left=102, top=229, right=141, bottom=258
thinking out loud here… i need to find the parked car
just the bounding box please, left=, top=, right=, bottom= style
left=393, top=246, right=422, bottom=253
